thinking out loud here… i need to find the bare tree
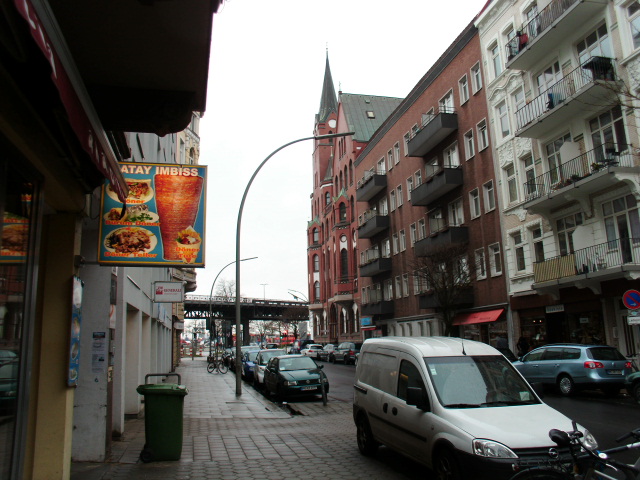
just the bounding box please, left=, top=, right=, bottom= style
left=412, top=242, right=475, bottom=337
left=215, top=278, right=235, bottom=299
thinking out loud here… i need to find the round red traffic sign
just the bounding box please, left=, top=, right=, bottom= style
left=623, top=290, right=640, bottom=310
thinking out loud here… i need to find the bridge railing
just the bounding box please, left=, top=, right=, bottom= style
left=185, top=295, right=308, bottom=306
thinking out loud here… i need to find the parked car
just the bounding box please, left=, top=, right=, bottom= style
left=353, top=337, right=598, bottom=480
left=229, top=345, right=260, bottom=372
left=513, top=343, right=632, bottom=396
left=317, top=344, right=336, bottom=362
left=0, top=350, right=18, bottom=414
left=241, top=350, right=260, bottom=381
left=626, top=370, right=640, bottom=404
left=497, top=347, right=518, bottom=362
left=329, top=342, right=361, bottom=365
left=300, top=344, right=324, bottom=358
left=252, top=349, right=286, bottom=389
left=263, top=354, right=328, bottom=400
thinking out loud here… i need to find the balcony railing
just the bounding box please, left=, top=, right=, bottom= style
left=357, top=166, right=385, bottom=189
left=524, top=144, right=632, bottom=202
left=407, top=106, right=458, bottom=157
left=534, top=237, right=640, bottom=284
left=516, top=56, right=618, bottom=133
left=356, top=166, right=387, bottom=202
left=506, top=0, right=578, bottom=61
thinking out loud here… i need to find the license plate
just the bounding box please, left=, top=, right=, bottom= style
left=301, top=386, right=317, bottom=391
left=608, top=370, right=622, bottom=375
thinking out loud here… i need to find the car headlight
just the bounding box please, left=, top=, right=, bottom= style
left=473, top=439, right=518, bottom=458
left=582, top=429, right=598, bottom=450
left=284, top=380, right=297, bottom=386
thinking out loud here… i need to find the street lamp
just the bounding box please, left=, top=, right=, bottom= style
left=234, top=131, right=354, bottom=396
left=260, top=283, right=268, bottom=300
left=208, top=257, right=258, bottom=359
left=287, top=289, right=308, bottom=302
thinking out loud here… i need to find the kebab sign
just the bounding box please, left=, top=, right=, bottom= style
left=98, top=163, right=207, bottom=267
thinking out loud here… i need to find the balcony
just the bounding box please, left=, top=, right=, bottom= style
left=505, top=0, right=608, bottom=71
left=357, top=210, right=390, bottom=238
left=411, top=166, right=463, bottom=206
left=407, top=107, right=458, bottom=157
left=419, top=289, right=474, bottom=310
left=360, top=254, right=392, bottom=277
left=515, top=56, right=621, bottom=139
left=523, top=144, right=636, bottom=215
left=356, top=167, right=387, bottom=202
left=415, top=226, right=468, bottom=256
left=533, top=238, right=640, bottom=292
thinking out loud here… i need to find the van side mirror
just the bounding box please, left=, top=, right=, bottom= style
left=406, top=387, right=430, bottom=411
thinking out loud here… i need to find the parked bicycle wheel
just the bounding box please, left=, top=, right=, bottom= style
left=217, top=362, right=228, bottom=374
left=207, top=362, right=215, bottom=374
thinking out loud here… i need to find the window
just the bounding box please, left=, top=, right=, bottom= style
left=464, top=130, right=475, bottom=160
left=312, top=228, right=319, bottom=243
left=469, top=189, right=481, bottom=218
left=394, top=143, right=401, bottom=165
left=417, top=219, right=426, bottom=241
left=475, top=248, right=487, bottom=279
left=382, top=238, right=391, bottom=258
left=459, top=75, right=469, bottom=104
left=415, top=169, right=423, bottom=187
left=523, top=154, right=537, bottom=199
left=490, top=41, right=502, bottom=78
left=404, top=132, right=411, bottom=156
left=439, top=91, right=454, bottom=113
left=313, top=254, right=320, bottom=272
left=339, top=202, right=347, bottom=222
left=378, top=197, right=388, bottom=216
left=602, top=195, right=640, bottom=258
left=390, top=190, right=396, bottom=211
left=448, top=198, right=464, bottom=226
left=545, top=133, right=571, bottom=185
left=387, top=149, right=394, bottom=171
left=407, top=176, right=413, bottom=201
left=506, top=164, right=518, bottom=204
left=340, top=249, right=348, bottom=277
left=577, top=24, right=613, bottom=65
left=483, top=180, right=495, bottom=212
left=503, top=25, right=516, bottom=65
left=513, top=88, right=525, bottom=113
left=557, top=213, right=583, bottom=256
left=426, top=157, right=439, bottom=177
left=392, top=233, right=399, bottom=255
left=361, top=287, right=368, bottom=305
left=535, top=61, right=561, bottom=96
left=397, top=185, right=404, bottom=207
left=477, top=119, right=489, bottom=150
left=325, top=192, right=331, bottom=205
left=628, top=2, right=640, bottom=49
left=395, top=276, right=402, bottom=299
left=589, top=106, right=628, bottom=161
left=471, top=62, right=482, bottom=93
left=402, top=274, right=410, bottom=297
left=429, top=208, right=445, bottom=233
left=383, top=280, right=393, bottom=301
left=314, top=281, right=320, bottom=301
left=377, top=157, right=386, bottom=174
left=399, top=230, right=407, bottom=252
left=497, top=101, right=510, bottom=139
left=444, top=142, right=460, bottom=167
left=410, top=223, right=417, bottom=246
left=489, top=243, right=502, bottom=275
left=524, top=3, right=539, bottom=38
left=511, top=231, right=526, bottom=272
left=531, top=225, right=545, bottom=263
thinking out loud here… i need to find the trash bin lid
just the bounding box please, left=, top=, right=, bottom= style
left=136, top=384, right=188, bottom=396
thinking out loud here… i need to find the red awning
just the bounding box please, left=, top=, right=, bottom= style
left=453, top=309, right=504, bottom=326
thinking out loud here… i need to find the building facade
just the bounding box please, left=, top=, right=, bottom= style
left=307, top=55, right=402, bottom=345
left=477, top=0, right=640, bottom=356
left=354, top=21, right=509, bottom=346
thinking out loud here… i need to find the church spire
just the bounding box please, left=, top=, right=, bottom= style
left=317, top=50, right=338, bottom=124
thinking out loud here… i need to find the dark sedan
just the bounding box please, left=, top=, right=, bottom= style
left=263, top=355, right=329, bottom=400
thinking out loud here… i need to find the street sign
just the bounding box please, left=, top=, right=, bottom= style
left=623, top=290, right=640, bottom=310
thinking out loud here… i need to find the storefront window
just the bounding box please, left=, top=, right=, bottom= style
left=0, top=160, right=37, bottom=479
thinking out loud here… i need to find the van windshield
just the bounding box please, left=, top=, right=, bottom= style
left=424, top=355, right=539, bottom=408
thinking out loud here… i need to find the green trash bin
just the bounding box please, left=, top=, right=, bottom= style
left=137, top=373, right=188, bottom=462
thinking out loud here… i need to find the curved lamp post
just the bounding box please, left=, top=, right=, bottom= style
left=287, top=289, right=309, bottom=302
left=234, top=132, right=354, bottom=396
left=208, top=257, right=258, bottom=359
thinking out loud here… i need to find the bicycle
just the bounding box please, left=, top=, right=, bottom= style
left=509, top=423, right=640, bottom=480
left=206, top=354, right=228, bottom=374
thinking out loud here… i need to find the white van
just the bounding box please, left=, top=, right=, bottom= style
left=353, top=337, right=597, bottom=480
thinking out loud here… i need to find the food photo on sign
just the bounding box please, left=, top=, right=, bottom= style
left=97, top=163, right=207, bottom=267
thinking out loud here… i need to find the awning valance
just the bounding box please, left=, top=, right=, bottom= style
left=453, top=308, right=504, bottom=326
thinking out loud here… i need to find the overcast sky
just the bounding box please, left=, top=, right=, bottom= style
left=194, top=0, right=489, bottom=301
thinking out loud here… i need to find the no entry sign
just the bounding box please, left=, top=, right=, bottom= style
left=623, top=290, right=640, bottom=310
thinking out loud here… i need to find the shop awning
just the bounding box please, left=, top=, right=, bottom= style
left=453, top=309, right=504, bottom=326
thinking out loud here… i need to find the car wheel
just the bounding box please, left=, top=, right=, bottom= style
left=330, top=355, right=336, bottom=364
left=632, top=382, right=640, bottom=404
left=557, top=374, right=575, bottom=396
left=433, top=447, right=462, bottom=480
left=356, top=414, right=378, bottom=456
left=253, top=374, right=260, bottom=390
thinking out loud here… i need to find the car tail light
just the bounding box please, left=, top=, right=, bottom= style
left=625, top=361, right=633, bottom=369
left=584, top=361, right=604, bottom=369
